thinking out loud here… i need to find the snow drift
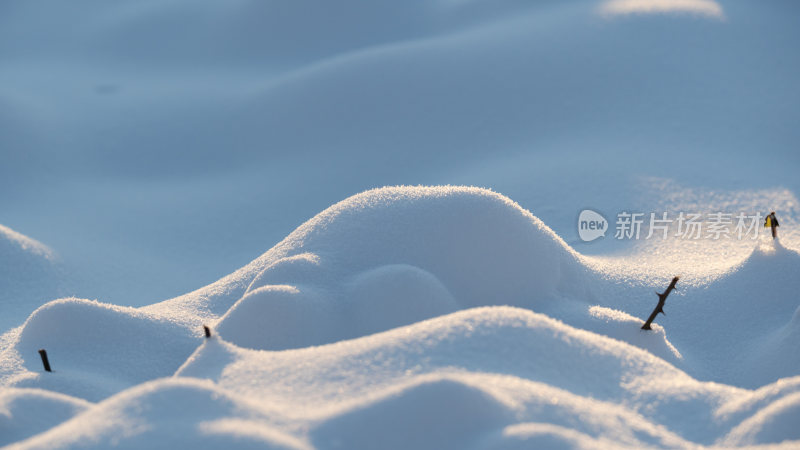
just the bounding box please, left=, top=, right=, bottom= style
left=2, top=186, right=800, bottom=448
left=215, top=186, right=592, bottom=350
left=9, top=298, right=199, bottom=402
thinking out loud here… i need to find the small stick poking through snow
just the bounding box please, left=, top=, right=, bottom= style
left=38, top=349, right=52, bottom=372
left=641, top=276, right=679, bottom=331
left=203, top=325, right=211, bottom=339
left=764, top=211, right=779, bottom=239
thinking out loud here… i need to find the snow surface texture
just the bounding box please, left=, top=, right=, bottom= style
left=2, top=186, right=799, bottom=448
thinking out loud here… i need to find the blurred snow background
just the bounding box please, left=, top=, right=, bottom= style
left=2, top=0, right=798, bottom=313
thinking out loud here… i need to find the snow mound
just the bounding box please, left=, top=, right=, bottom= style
left=4, top=186, right=800, bottom=447
left=217, top=264, right=459, bottom=350
left=5, top=298, right=199, bottom=401
left=491, top=422, right=629, bottom=449
left=0, top=225, right=62, bottom=330
left=345, top=264, right=459, bottom=337
left=179, top=306, right=769, bottom=447
left=12, top=378, right=309, bottom=450
left=150, top=186, right=798, bottom=386
left=586, top=305, right=682, bottom=362
left=0, top=388, right=90, bottom=447
left=311, top=378, right=512, bottom=450
left=283, top=186, right=587, bottom=307
left=308, top=372, right=695, bottom=449
left=212, top=186, right=592, bottom=350
left=215, top=285, right=339, bottom=351
left=657, top=240, right=800, bottom=387
left=247, top=253, right=324, bottom=292
left=0, top=225, right=53, bottom=263
left=181, top=307, right=729, bottom=433
left=9, top=303, right=799, bottom=448
left=721, top=391, right=800, bottom=446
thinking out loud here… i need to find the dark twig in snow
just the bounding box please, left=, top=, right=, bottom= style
left=38, top=349, right=52, bottom=372
left=641, top=276, right=679, bottom=331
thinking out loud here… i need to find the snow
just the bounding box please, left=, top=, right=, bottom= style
left=3, top=186, right=800, bottom=447
left=12, top=379, right=309, bottom=450
left=0, top=388, right=90, bottom=447
left=0, top=226, right=62, bottom=331
left=599, top=0, right=725, bottom=18
left=2, top=0, right=800, bottom=447
left=2, top=0, right=799, bottom=306
left=8, top=298, right=199, bottom=402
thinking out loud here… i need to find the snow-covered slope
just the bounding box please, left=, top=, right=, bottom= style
left=2, top=186, right=799, bottom=448
left=0, top=226, right=62, bottom=331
